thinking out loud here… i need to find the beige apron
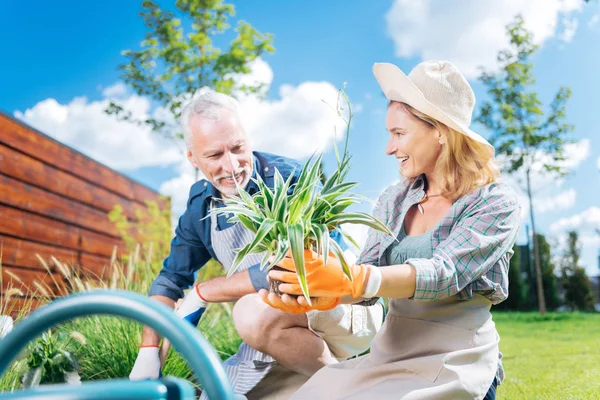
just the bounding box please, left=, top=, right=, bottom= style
left=291, top=294, right=498, bottom=400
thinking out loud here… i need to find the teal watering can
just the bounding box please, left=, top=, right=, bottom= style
left=0, top=290, right=239, bottom=399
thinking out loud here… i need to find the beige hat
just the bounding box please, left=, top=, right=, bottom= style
left=373, top=61, right=494, bottom=155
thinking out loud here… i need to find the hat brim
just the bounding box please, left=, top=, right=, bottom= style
left=372, top=63, right=494, bottom=155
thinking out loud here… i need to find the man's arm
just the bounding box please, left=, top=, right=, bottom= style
left=196, top=269, right=257, bottom=303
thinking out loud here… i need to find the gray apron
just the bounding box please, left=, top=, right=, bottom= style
left=291, top=225, right=499, bottom=399
left=199, top=201, right=276, bottom=399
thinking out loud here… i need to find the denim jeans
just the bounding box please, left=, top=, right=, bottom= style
left=483, top=378, right=498, bottom=400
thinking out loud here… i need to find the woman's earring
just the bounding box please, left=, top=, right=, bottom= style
left=439, top=135, right=446, bottom=145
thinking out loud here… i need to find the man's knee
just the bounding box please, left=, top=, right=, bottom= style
left=233, top=294, right=308, bottom=352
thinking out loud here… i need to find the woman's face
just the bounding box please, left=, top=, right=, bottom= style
left=385, top=103, right=442, bottom=179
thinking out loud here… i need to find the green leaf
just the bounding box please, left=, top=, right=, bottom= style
left=288, top=223, right=311, bottom=304
left=309, top=223, right=329, bottom=267
left=229, top=218, right=277, bottom=277
left=326, top=212, right=393, bottom=235
left=336, top=228, right=361, bottom=251
left=265, top=235, right=289, bottom=271
left=329, top=237, right=353, bottom=282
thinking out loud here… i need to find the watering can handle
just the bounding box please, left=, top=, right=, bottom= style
left=0, top=290, right=235, bottom=400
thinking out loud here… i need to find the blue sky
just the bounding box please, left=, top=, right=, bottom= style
left=1, top=0, right=599, bottom=275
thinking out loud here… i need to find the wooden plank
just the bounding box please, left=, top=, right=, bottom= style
left=1, top=265, right=66, bottom=296
left=0, top=236, right=111, bottom=278
left=1, top=236, right=77, bottom=271
left=0, top=204, right=126, bottom=258
left=0, top=143, right=144, bottom=219
left=0, top=174, right=120, bottom=237
left=0, top=113, right=162, bottom=204
left=0, top=294, right=45, bottom=317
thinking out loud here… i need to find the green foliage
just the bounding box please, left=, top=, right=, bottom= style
left=105, top=0, right=275, bottom=141
left=20, top=330, right=86, bottom=388
left=210, top=89, right=392, bottom=301
left=476, top=15, right=574, bottom=177
left=560, top=231, right=595, bottom=311
left=536, top=234, right=561, bottom=311
left=108, top=200, right=173, bottom=276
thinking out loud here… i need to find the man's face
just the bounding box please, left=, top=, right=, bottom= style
left=186, top=110, right=253, bottom=197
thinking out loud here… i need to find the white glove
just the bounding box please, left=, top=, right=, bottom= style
left=176, top=285, right=208, bottom=327
left=129, top=346, right=161, bottom=380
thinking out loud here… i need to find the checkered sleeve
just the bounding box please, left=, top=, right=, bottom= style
left=406, top=186, right=520, bottom=303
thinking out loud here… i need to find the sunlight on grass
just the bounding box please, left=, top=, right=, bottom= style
left=494, top=312, right=600, bottom=400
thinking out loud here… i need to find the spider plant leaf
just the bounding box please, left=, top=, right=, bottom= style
left=335, top=227, right=361, bottom=250
left=265, top=235, right=289, bottom=271
left=327, top=212, right=393, bottom=235
left=321, top=182, right=358, bottom=198
left=328, top=237, right=352, bottom=282
left=311, top=223, right=329, bottom=267
left=288, top=223, right=311, bottom=304
left=238, top=214, right=259, bottom=231
left=228, top=218, right=277, bottom=277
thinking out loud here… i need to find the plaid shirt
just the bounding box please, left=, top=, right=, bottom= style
left=358, top=175, right=521, bottom=304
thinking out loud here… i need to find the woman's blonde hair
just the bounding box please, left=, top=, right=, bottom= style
left=392, top=102, right=500, bottom=201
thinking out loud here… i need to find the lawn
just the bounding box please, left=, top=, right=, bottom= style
left=494, top=311, right=600, bottom=400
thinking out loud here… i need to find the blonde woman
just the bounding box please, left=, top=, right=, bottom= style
left=263, top=60, right=521, bottom=399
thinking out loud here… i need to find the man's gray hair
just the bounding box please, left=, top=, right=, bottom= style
left=180, top=91, right=241, bottom=147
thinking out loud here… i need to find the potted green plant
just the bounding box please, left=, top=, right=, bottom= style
left=211, top=89, right=392, bottom=302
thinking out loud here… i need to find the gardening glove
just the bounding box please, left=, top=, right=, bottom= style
left=129, top=346, right=161, bottom=380
left=258, top=289, right=340, bottom=314
left=268, top=249, right=374, bottom=299
left=175, top=284, right=208, bottom=327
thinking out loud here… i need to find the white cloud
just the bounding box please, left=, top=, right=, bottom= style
left=159, top=158, right=204, bottom=217
left=589, top=13, right=600, bottom=28
left=101, top=82, right=128, bottom=98
left=15, top=95, right=182, bottom=170
left=385, top=0, right=583, bottom=78
left=239, top=82, right=346, bottom=160
left=535, top=188, right=576, bottom=213
left=558, top=16, right=579, bottom=42
left=580, top=234, right=600, bottom=248
left=231, top=57, right=274, bottom=97
left=500, top=139, right=590, bottom=193
left=550, top=206, right=600, bottom=233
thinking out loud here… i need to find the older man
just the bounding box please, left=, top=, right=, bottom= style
left=129, top=91, right=384, bottom=398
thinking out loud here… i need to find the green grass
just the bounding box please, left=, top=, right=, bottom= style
left=494, top=311, right=600, bottom=400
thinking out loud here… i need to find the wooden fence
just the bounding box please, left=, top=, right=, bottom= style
left=0, top=111, right=168, bottom=312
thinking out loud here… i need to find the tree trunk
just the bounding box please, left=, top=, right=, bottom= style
left=527, top=170, right=547, bottom=315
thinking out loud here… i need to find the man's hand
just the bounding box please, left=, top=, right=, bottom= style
left=129, top=346, right=161, bottom=380
left=176, top=284, right=208, bottom=326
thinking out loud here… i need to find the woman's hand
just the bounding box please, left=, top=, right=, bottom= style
left=268, top=249, right=371, bottom=298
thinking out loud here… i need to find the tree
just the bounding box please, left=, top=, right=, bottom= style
left=476, top=15, right=575, bottom=314
left=106, top=0, right=274, bottom=144
left=536, top=234, right=561, bottom=310
left=495, top=244, right=527, bottom=310
left=560, top=231, right=595, bottom=311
